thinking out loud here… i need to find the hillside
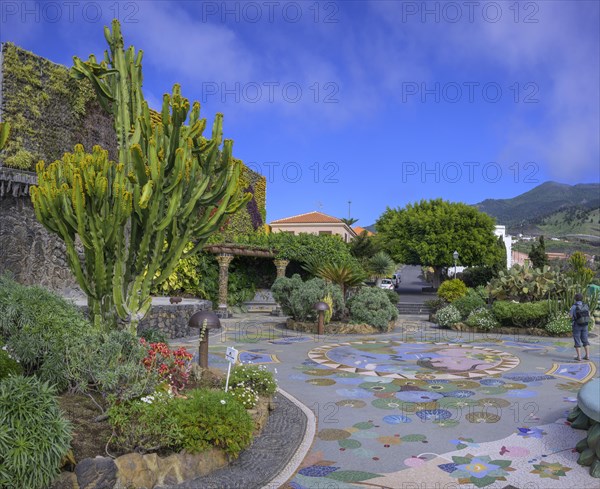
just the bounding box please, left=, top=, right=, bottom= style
left=475, top=181, right=600, bottom=231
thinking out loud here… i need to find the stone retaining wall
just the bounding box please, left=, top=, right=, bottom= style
left=77, top=300, right=213, bottom=339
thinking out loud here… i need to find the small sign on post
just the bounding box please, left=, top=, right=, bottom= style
left=224, top=346, right=239, bottom=393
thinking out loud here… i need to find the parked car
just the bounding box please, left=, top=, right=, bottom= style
left=378, top=279, right=394, bottom=290
left=392, top=273, right=401, bottom=285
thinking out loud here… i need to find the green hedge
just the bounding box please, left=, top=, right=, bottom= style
left=491, top=300, right=550, bottom=329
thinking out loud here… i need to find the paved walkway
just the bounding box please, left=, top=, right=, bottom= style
left=170, top=314, right=600, bottom=489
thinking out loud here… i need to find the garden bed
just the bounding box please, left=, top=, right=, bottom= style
left=286, top=318, right=395, bottom=335
left=51, top=393, right=275, bottom=489
left=449, top=321, right=572, bottom=337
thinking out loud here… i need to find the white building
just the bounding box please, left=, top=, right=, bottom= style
left=495, top=225, right=513, bottom=268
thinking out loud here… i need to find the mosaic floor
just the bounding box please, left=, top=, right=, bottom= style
left=172, top=316, right=600, bottom=489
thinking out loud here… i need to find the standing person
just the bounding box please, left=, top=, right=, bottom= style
left=570, top=293, right=590, bottom=361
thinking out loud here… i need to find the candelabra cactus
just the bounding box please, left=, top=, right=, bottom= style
left=31, top=20, right=250, bottom=332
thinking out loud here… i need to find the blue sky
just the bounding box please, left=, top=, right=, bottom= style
left=2, top=1, right=599, bottom=226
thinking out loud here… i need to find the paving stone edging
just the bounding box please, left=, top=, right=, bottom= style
left=159, top=387, right=316, bottom=489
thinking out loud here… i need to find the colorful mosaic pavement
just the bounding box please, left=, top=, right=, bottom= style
left=172, top=315, right=600, bottom=489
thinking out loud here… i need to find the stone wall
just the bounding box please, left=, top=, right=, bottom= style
left=76, top=299, right=213, bottom=339
left=0, top=189, right=80, bottom=292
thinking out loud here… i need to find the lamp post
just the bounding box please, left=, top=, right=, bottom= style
left=189, top=311, right=221, bottom=369
left=453, top=250, right=459, bottom=278
left=314, top=301, right=330, bottom=336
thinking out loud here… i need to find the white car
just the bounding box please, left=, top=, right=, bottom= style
left=378, top=279, right=394, bottom=290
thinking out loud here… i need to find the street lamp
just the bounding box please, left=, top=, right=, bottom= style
left=453, top=250, right=459, bottom=278
left=314, top=301, right=330, bottom=336
left=189, top=311, right=221, bottom=369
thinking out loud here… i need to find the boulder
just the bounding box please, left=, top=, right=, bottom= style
left=75, top=456, right=117, bottom=489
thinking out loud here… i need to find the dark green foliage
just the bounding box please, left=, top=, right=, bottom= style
left=108, top=389, right=253, bottom=458
left=462, top=266, right=500, bottom=288
left=0, top=376, right=72, bottom=489
left=0, top=277, right=92, bottom=391
left=228, top=364, right=277, bottom=396
left=347, top=287, right=398, bottom=330
left=272, top=274, right=344, bottom=321
left=424, top=298, right=448, bottom=313
left=0, top=342, right=22, bottom=380
left=139, top=328, right=169, bottom=345
left=491, top=300, right=550, bottom=329
left=452, top=288, right=486, bottom=319
left=350, top=231, right=379, bottom=259
left=529, top=236, right=549, bottom=269
left=376, top=199, right=503, bottom=288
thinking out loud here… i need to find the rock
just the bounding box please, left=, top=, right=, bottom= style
left=156, top=454, right=183, bottom=486
left=75, top=456, right=117, bottom=489
left=49, top=472, right=79, bottom=489
left=115, top=452, right=157, bottom=489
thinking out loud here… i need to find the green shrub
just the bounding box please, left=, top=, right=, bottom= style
left=461, top=266, right=499, bottom=288
left=452, top=288, right=486, bottom=319
left=0, top=341, right=22, bottom=380
left=273, top=275, right=344, bottom=322
left=108, top=388, right=253, bottom=458
left=0, top=376, right=72, bottom=489
left=424, top=298, right=448, bottom=313
left=0, top=278, right=91, bottom=391
left=229, top=384, right=259, bottom=409
left=545, top=312, right=572, bottom=335
left=139, top=328, right=169, bottom=344
left=347, top=287, right=398, bottom=330
left=491, top=300, right=550, bottom=329
left=65, top=330, right=158, bottom=402
left=466, top=307, right=499, bottom=331
left=436, top=305, right=461, bottom=328
left=384, top=289, right=399, bottom=305
left=228, top=364, right=277, bottom=396
left=487, top=264, right=571, bottom=302
left=437, top=279, right=468, bottom=302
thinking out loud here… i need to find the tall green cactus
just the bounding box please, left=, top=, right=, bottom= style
left=31, top=20, right=250, bottom=332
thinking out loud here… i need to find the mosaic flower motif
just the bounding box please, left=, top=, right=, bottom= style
left=530, top=460, right=572, bottom=480
left=433, top=419, right=459, bottom=428
left=517, top=427, right=546, bottom=438
left=450, top=437, right=480, bottom=450
left=465, top=411, right=501, bottom=423
left=335, top=399, right=367, bottom=408
left=479, top=378, right=505, bottom=386
left=395, top=391, right=444, bottom=403
left=358, top=381, right=401, bottom=393
left=383, top=414, right=412, bottom=424
left=442, top=390, right=476, bottom=398
left=416, top=409, right=452, bottom=421
left=446, top=454, right=515, bottom=488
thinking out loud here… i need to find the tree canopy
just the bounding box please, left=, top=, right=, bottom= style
left=375, top=199, right=503, bottom=287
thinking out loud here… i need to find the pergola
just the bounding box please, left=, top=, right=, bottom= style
left=203, top=244, right=289, bottom=317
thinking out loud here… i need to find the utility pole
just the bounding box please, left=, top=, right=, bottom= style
left=348, top=201, right=352, bottom=219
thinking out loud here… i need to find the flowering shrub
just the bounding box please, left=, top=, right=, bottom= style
left=436, top=305, right=461, bottom=328
left=228, top=364, right=277, bottom=396
left=230, top=383, right=259, bottom=409
left=0, top=342, right=22, bottom=380
left=466, top=307, right=499, bottom=331
left=140, top=341, right=192, bottom=392
left=545, top=312, right=572, bottom=335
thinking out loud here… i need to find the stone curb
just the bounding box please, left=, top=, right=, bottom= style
left=262, top=387, right=317, bottom=489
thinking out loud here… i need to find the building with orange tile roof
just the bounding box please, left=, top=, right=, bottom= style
left=270, top=211, right=357, bottom=242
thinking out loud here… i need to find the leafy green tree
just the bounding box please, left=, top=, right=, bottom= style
left=350, top=231, right=379, bottom=260
left=375, top=199, right=502, bottom=288
left=528, top=236, right=549, bottom=269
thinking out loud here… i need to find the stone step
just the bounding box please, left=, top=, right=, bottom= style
left=396, top=303, right=432, bottom=315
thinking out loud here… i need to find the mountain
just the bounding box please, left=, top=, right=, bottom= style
left=475, top=181, right=600, bottom=231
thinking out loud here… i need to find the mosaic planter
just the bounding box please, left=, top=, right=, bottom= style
left=569, top=378, right=600, bottom=478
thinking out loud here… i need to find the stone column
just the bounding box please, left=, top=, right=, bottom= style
left=274, top=259, right=289, bottom=279
left=271, top=259, right=289, bottom=316
left=216, top=253, right=234, bottom=318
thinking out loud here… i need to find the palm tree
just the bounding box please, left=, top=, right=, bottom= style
left=368, top=251, right=396, bottom=286
left=341, top=217, right=359, bottom=226
left=302, top=256, right=367, bottom=299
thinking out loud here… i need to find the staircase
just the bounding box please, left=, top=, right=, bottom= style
left=396, top=302, right=432, bottom=315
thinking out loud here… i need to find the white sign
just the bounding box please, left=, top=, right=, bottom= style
left=225, top=347, right=239, bottom=364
